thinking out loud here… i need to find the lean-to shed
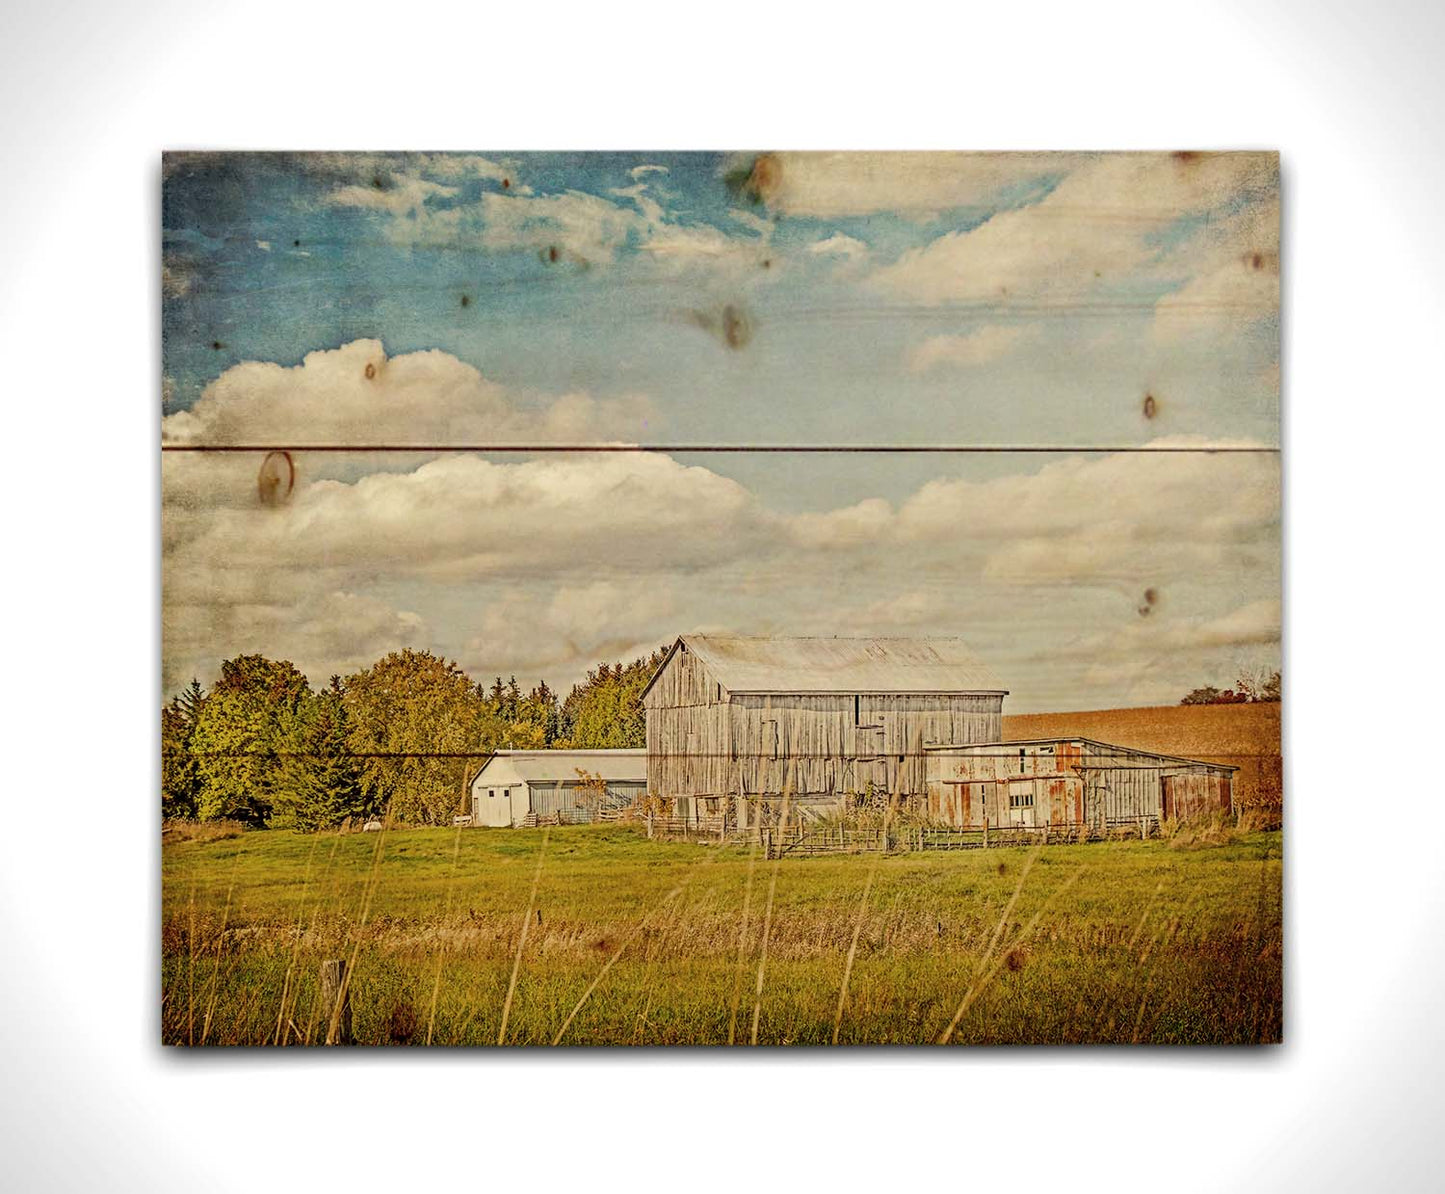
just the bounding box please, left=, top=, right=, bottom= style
left=924, top=738, right=1236, bottom=830
left=640, top=635, right=1007, bottom=825
left=469, top=749, right=646, bottom=827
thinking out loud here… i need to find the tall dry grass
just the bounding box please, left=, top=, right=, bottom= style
left=162, top=822, right=1282, bottom=1046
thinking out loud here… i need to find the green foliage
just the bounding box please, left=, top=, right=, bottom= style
left=191, top=656, right=311, bottom=824
left=171, top=645, right=669, bottom=829
left=559, top=647, right=667, bottom=748
left=161, top=678, right=205, bottom=820
left=271, top=678, right=368, bottom=832
left=481, top=676, right=561, bottom=749
left=343, top=649, right=495, bottom=826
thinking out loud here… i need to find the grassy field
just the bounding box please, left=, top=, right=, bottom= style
left=161, top=823, right=1282, bottom=1047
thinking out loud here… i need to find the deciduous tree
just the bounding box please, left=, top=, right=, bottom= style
left=191, top=656, right=311, bottom=824
left=343, top=649, right=494, bottom=825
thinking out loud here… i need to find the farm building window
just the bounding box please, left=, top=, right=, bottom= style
left=1019, top=749, right=1026, bottom=774
left=1009, top=789, right=1034, bottom=809
left=854, top=695, right=860, bottom=725
left=488, top=789, right=495, bottom=799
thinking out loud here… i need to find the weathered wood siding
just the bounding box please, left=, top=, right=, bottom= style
left=926, top=739, right=1234, bottom=827
left=645, top=645, right=1002, bottom=808
left=927, top=741, right=1085, bottom=827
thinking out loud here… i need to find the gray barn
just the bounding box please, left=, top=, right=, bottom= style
left=641, top=634, right=1007, bottom=826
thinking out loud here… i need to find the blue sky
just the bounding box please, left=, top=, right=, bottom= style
left=162, top=151, right=1280, bottom=709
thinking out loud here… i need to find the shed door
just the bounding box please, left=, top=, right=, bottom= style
left=474, top=784, right=515, bottom=828
left=1008, top=780, right=1036, bottom=827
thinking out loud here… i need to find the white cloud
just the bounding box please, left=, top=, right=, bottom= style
left=162, top=447, right=773, bottom=691
left=327, top=165, right=773, bottom=276
left=787, top=440, right=1279, bottom=591
left=163, top=586, right=426, bottom=695
left=869, top=153, right=1278, bottom=308
left=160, top=339, right=651, bottom=448
left=465, top=581, right=677, bottom=676
left=728, top=207, right=774, bottom=237
left=163, top=346, right=1278, bottom=709
left=808, top=232, right=868, bottom=259
left=1153, top=196, right=1280, bottom=342
left=906, top=326, right=1032, bottom=373
left=327, top=173, right=459, bottom=217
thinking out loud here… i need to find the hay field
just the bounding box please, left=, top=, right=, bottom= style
left=162, top=823, right=1282, bottom=1047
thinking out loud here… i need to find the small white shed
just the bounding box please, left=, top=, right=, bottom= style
left=468, top=749, right=647, bottom=827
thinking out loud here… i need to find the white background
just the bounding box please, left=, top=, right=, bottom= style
left=2, top=1, right=1442, bottom=1189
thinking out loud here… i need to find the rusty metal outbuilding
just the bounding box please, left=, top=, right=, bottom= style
left=924, top=738, right=1236, bottom=831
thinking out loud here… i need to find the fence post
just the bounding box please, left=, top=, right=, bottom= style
left=983, top=816, right=989, bottom=849
left=646, top=811, right=654, bottom=840
left=320, top=958, right=354, bottom=1046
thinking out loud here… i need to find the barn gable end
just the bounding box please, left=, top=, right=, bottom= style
left=644, top=635, right=1007, bottom=822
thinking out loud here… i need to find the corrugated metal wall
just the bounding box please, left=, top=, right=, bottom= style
left=528, top=780, right=647, bottom=817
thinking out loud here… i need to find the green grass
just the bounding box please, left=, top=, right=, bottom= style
left=161, top=823, right=1282, bottom=1046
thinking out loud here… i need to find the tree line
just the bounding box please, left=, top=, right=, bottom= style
left=1180, top=669, right=1281, bottom=706
left=162, top=645, right=668, bottom=830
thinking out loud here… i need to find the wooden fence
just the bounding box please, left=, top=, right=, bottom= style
left=629, top=814, right=1163, bottom=858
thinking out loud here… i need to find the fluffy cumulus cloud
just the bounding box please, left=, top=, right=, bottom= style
left=161, top=340, right=651, bottom=448
left=165, top=379, right=1279, bottom=711
left=161, top=432, right=774, bottom=693
left=789, top=440, right=1277, bottom=577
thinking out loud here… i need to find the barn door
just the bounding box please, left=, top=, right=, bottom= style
left=1008, top=780, right=1036, bottom=827
left=870, top=727, right=888, bottom=795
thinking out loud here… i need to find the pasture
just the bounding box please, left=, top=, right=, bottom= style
left=162, top=823, right=1282, bottom=1046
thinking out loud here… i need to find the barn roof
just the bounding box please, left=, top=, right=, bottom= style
left=476, top=749, right=646, bottom=784
left=645, top=634, right=1007, bottom=697
left=925, top=737, right=1238, bottom=772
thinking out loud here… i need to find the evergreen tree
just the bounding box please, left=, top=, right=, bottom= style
left=161, top=678, right=205, bottom=820
left=272, top=677, right=366, bottom=831
left=560, top=646, right=667, bottom=748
